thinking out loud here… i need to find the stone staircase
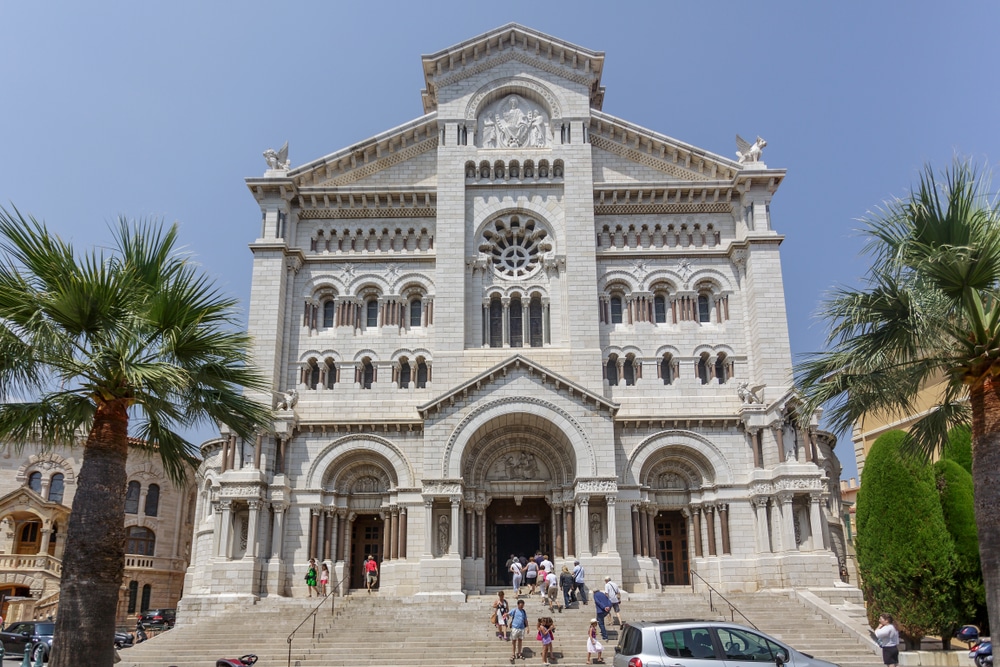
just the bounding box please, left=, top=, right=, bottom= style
left=119, top=588, right=882, bottom=667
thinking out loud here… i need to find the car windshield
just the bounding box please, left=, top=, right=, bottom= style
left=34, top=623, right=55, bottom=635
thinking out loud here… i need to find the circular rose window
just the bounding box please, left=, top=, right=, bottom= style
left=480, top=215, right=551, bottom=280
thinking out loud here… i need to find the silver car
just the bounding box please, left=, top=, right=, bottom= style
left=613, top=619, right=840, bottom=667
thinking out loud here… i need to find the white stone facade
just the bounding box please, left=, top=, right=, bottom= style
left=183, top=24, right=851, bottom=612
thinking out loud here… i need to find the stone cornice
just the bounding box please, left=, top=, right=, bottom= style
left=295, top=188, right=437, bottom=220
left=616, top=416, right=742, bottom=429
left=593, top=181, right=736, bottom=216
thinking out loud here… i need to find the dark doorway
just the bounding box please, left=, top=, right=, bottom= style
left=486, top=498, right=551, bottom=587
left=351, top=515, right=382, bottom=590
left=655, top=510, right=690, bottom=585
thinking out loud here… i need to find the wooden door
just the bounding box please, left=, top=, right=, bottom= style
left=656, top=511, right=690, bottom=585
left=351, top=515, right=382, bottom=589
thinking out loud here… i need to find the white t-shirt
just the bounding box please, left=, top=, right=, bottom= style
left=875, top=624, right=899, bottom=647
left=510, top=561, right=522, bottom=575
left=541, top=559, right=553, bottom=573
left=604, top=581, right=620, bottom=604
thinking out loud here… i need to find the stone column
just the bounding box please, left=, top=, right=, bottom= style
left=464, top=508, right=473, bottom=558
left=606, top=497, right=619, bottom=555
left=809, top=493, right=825, bottom=550
left=718, top=503, right=731, bottom=555
left=803, top=428, right=814, bottom=462
left=752, top=497, right=770, bottom=553
left=705, top=505, right=717, bottom=556
left=271, top=504, right=286, bottom=559
left=391, top=508, right=400, bottom=560
left=577, top=497, right=589, bottom=554
left=778, top=492, right=796, bottom=551
left=228, top=434, right=237, bottom=470
left=220, top=438, right=230, bottom=473
left=309, top=508, right=320, bottom=558
left=565, top=507, right=575, bottom=557
left=449, top=497, right=461, bottom=556
left=501, top=298, right=510, bottom=347
left=691, top=505, right=703, bottom=558
left=638, top=507, right=648, bottom=557
left=424, top=500, right=434, bottom=556
left=646, top=508, right=657, bottom=558
left=631, top=505, right=641, bottom=556
left=245, top=499, right=261, bottom=559
left=746, top=428, right=761, bottom=469
left=329, top=512, right=339, bottom=562
left=399, top=507, right=408, bottom=559
left=218, top=500, right=233, bottom=559
left=773, top=423, right=786, bottom=463
left=38, top=523, right=52, bottom=556
left=383, top=512, right=392, bottom=560
left=336, top=510, right=347, bottom=561
left=554, top=508, right=564, bottom=558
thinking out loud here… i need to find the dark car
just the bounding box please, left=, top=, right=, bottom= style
left=139, top=608, right=176, bottom=629
left=0, top=621, right=54, bottom=659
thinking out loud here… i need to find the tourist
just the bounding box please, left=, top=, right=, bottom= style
left=505, top=554, right=517, bottom=585
left=508, top=599, right=528, bottom=662
left=559, top=565, right=575, bottom=608
left=545, top=569, right=560, bottom=612
left=540, top=554, right=553, bottom=597
left=510, top=557, right=523, bottom=597
left=587, top=619, right=605, bottom=664
left=364, top=554, right=378, bottom=593
left=603, top=576, right=623, bottom=625
left=875, top=613, right=900, bottom=667
left=525, top=558, right=538, bottom=595
left=593, top=588, right=612, bottom=640
left=319, top=562, right=330, bottom=596
left=305, top=558, right=318, bottom=597
left=493, top=590, right=510, bottom=641
left=537, top=616, right=556, bottom=666
left=572, top=560, right=589, bottom=604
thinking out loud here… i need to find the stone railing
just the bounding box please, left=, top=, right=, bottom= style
left=124, top=555, right=187, bottom=573
left=0, top=553, right=62, bottom=575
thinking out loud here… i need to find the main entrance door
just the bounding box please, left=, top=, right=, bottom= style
left=655, top=510, right=690, bottom=585
left=351, top=515, right=382, bottom=590
left=486, top=498, right=551, bottom=587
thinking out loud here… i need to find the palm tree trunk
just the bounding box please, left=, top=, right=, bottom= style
left=50, top=401, right=129, bottom=667
left=970, top=378, right=1000, bottom=638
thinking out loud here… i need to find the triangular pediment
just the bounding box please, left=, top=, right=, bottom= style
left=417, top=354, right=618, bottom=418
left=0, top=486, right=68, bottom=516
left=421, top=23, right=606, bottom=113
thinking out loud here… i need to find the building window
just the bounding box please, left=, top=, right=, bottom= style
left=144, top=484, right=160, bottom=517
left=610, top=296, right=623, bottom=324
left=606, top=356, right=619, bottom=386
left=308, top=360, right=320, bottom=390
left=622, top=356, right=636, bottom=386
left=362, top=360, right=374, bottom=389
left=481, top=214, right=550, bottom=280
left=416, top=360, right=429, bottom=388
left=141, top=584, right=152, bottom=613
left=325, top=359, right=336, bottom=389
left=126, top=526, right=156, bottom=556
left=654, top=295, right=667, bottom=323
left=489, top=298, right=503, bottom=348
left=715, top=354, right=730, bottom=384
left=322, top=300, right=336, bottom=328
left=48, top=473, right=65, bottom=503
left=509, top=298, right=523, bottom=347
left=698, top=355, right=710, bottom=384
left=529, top=297, right=543, bottom=347
left=366, top=299, right=379, bottom=328
left=698, top=294, right=711, bottom=323
left=127, top=581, right=139, bottom=614
left=409, top=299, right=422, bottom=327
left=28, top=472, right=42, bottom=494
left=661, top=355, right=674, bottom=385
left=124, top=481, right=141, bottom=514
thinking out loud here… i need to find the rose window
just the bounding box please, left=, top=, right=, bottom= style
left=480, top=215, right=551, bottom=280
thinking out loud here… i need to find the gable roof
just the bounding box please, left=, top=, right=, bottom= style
left=417, top=354, right=619, bottom=418
left=421, top=23, right=606, bottom=113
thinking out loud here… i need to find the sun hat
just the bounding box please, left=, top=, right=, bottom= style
left=590, top=618, right=598, bottom=623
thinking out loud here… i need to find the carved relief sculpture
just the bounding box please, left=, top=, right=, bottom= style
left=437, top=514, right=450, bottom=555
left=589, top=512, right=602, bottom=553
left=479, top=95, right=549, bottom=148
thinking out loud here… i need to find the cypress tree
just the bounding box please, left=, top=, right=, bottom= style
left=941, top=425, right=973, bottom=475
left=935, top=457, right=986, bottom=634
left=856, top=430, right=959, bottom=647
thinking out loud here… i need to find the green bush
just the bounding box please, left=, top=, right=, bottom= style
left=934, top=458, right=986, bottom=629
left=857, top=430, right=959, bottom=647
left=941, top=425, right=973, bottom=474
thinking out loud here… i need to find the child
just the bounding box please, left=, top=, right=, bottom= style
left=587, top=619, right=605, bottom=664
left=537, top=616, right=556, bottom=666
left=319, top=562, right=330, bottom=596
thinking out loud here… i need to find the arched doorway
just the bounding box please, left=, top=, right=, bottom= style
left=655, top=510, right=689, bottom=585
left=487, top=498, right=551, bottom=586
left=350, top=515, right=383, bottom=590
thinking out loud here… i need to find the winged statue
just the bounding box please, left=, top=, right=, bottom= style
left=735, top=135, right=767, bottom=164
left=737, top=382, right=766, bottom=405
left=263, top=141, right=290, bottom=170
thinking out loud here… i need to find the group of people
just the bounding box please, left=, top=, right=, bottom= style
left=496, top=554, right=624, bottom=664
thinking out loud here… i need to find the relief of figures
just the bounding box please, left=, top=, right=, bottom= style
left=495, top=451, right=540, bottom=480
left=480, top=95, right=548, bottom=148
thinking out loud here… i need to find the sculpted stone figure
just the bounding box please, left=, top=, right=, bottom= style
left=263, top=141, right=290, bottom=170
left=438, top=514, right=450, bottom=554
left=737, top=382, right=764, bottom=404
left=735, top=135, right=767, bottom=164
left=275, top=388, right=298, bottom=410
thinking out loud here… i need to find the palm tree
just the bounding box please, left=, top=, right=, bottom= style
left=0, top=209, right=271, bottom=667
left=795, top=162, right=1000, bottom=637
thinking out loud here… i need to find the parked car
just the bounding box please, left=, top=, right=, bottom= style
left=0, top=621, right=54, bottom=659
left=614, top=619, right=840, bottom=667
left=139, top=608, right=176, bottom=629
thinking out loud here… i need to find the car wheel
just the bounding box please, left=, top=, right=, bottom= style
left=32, top=643, right=47, bottom=663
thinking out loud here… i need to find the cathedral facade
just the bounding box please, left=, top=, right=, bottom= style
left=183, top=24, right=848, bottom=611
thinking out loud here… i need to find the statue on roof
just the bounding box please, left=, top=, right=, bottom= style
left=263, top=141, right=290, bottom=171
left=735, top=135, right=767, bottom=164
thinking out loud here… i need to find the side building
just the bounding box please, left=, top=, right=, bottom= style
left=183, top=23, right=853, bottom=615
left=0, top=442, right=196, bottom=624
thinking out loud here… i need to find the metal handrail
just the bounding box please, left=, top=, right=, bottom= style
left=286, top=579, right=339, bottom=667
left=689, top=570, right=758, bottom=630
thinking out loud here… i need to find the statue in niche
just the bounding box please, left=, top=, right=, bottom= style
left=438, top=514, right=450, bottom=555
left=589, top=512, right=602, bottom=552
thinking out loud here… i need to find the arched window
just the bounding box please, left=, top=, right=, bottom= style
left=610, top=296, right=623, bottom=324
left=654, top=295, right=667, bottom=323
left=715, top=354, right=730, bottom=384
left=48, top=473, right=65, bottom=503
left=416, top=360, right=429, bottom=388
left=698, top=294, right=711, bottom=323
left=661, top=355, right=674, bottom=385
left=322, top=300, right=336, bottom=328
left=489, top=297, right=503, bottom=348
left=698, top=354, right=710, bottom=384
left=324, top=359, right=336, bottom=389
left=124, top=481, right=140, bottom=514
left=409, top=299, right=422, bottom=327
left=606, top=355, right=619, bottom=386
left=509, top=297, right=523, bottom=347
left=144, top=484, right=160, bottom=517
left=362, top=359, right=374, bottom=389
left=141, top=584, right=152, bottom=613
left=127, top=581, right=139, bottom=614
left=622, top=356, right=636, bottom=386
left=366, top=299, right=379, bottom=328
left=126, top=526, right=156, bottom=556
left=399, top=359, right=411, bottom=388
left=28, top=472, right=42, bottom=494
left=529, top=297, right=543, bottom=347
left=308, top=360, right=320, bottom=390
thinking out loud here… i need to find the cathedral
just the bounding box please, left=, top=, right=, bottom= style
left=182, top=24, right=849, bottom=612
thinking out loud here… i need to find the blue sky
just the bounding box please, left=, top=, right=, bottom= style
left=2, top=1, right=999, bottom=481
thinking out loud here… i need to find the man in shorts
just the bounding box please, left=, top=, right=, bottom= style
left=545, top=570, right=561, bottom=612
left=364, top=554, right=378, bottom=593
left=508, top=599, right=528, bottom=663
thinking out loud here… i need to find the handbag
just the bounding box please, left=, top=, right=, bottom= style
left=490, top=611, right=498, bottom=624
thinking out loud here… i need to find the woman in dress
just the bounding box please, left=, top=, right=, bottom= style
left=587, top=619, right=605, bottom=664
left=493, top=590, right=510, bottom=641
left=305, top=558, right=318, bottom=597
left=537, top=616, right=555, bottom=666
